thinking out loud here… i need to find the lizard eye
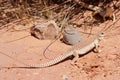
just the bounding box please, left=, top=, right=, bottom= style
left=101, top=32, right=104, bottom=35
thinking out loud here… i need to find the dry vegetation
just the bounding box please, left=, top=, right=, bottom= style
left=0, top=0, right=119, bottom=31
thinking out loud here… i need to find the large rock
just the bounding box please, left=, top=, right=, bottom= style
left=31, top=20, right=59, bottom=40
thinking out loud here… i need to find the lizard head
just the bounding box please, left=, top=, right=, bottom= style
left=98, top=32, right=104, bottom=41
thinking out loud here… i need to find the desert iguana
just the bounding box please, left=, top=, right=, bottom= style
left=0, top=32, right=104, bottom=68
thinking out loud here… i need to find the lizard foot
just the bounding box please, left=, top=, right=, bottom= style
left=94, top=48, right=102, bottom=53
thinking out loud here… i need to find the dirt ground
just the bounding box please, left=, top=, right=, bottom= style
left=0, top=18, right=120, bottom=80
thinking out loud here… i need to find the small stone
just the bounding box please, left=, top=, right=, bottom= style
left=63, top=28, right=82, bottom=45
left=62, top=74, right=70, bottom=80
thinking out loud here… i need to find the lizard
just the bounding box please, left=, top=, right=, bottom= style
left=0, top=32, right=104, bottom=68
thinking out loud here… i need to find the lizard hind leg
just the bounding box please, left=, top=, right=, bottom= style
left=71, top=51, right=79, bottom=65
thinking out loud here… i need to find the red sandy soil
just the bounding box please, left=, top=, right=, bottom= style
left=0, top=18, right=120, bottom=80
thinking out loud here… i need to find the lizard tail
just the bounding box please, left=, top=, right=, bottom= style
left=26, top=52, right=72, bottom=68
left=0, top=51, right=72, bottom=68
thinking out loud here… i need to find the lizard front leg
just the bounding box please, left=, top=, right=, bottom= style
left=94, top=43, right=101, bottom=53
